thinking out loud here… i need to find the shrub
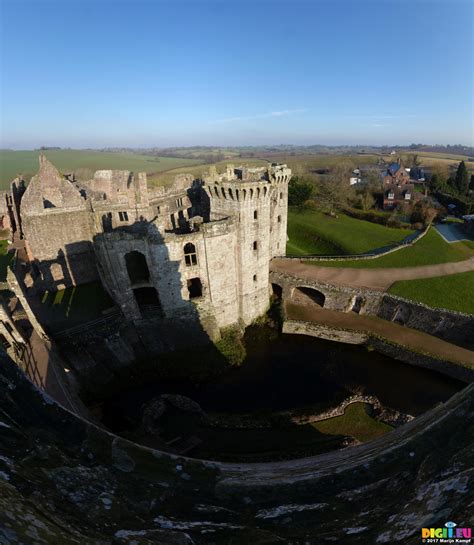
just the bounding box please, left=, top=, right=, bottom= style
left=215, top=326, right=246, bottom=366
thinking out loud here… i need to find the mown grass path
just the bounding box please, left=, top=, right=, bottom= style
left=272, top=256, right=474, bottom=291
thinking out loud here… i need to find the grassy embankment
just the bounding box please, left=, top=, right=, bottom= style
left=286, top=208, right=415, bottom=256
left=389, top=271, right=474, bottom=315
left=0, top=150, right=204, bottom=189
left=307, top=228, right=474, bottom=268
left=312, top=402, right=393, bottom=442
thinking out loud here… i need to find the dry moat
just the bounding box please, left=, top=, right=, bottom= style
left=85, top=325, right=464, bottom=463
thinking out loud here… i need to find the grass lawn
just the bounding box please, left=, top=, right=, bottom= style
left=39, top=281, right=115, bottom=331
left=311, top=402, right=393, bottom=443
left=309, top=228, right=474, bottom=268
left=0, top=150, right=203, bottom=189
left=286, top=208, right=415, bottom=256
left=389, top=271, right=474, bottom=314
left=0, top=239, right=13, bottom=281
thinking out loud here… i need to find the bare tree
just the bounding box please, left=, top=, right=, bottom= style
left=316, top=162, right=354, bottom=215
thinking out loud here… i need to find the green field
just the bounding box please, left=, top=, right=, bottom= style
left=0, top=150, right=203, bottom=189
left=286, top=208, right=415, bottom=256
left=147, top=157, right=269, bottom=187
left=389, top=271, right=474, bottom=314
left=309, top=228, right=474, bottom=268
left=311, top=402, right=393, bottom=442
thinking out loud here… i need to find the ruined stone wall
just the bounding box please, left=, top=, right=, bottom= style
left=93, top=217, right=240, bottom=332
left=271, top=270, right=474, bottom=349
left=22, top=209, right=98, bottom=288
left=284, top=319, right=474, bottom=383
left=18, top=158, right=291, bottom=330
left=270, top=270, right=383, bottom=314
left=377, top=295, right=474, bottom=349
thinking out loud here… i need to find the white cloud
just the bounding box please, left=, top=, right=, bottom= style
left=210, top=109, right=307, bottom=124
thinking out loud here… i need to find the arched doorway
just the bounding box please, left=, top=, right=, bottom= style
left=293, top=287, right=326, bottom=307
left=125, top=251, right=150, bottom=284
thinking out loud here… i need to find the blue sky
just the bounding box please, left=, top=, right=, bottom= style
left=1, top=0, right=472, bottom=148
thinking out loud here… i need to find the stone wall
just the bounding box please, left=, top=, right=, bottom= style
left=283, top=320, right=368, bottom=344
left=18, top=158, right=290, bottom=331
left=270, top=270, right=384, bottom=314
left=378, top=294, right=474, bottom=349
left=1, top=349, right=473, bottom=544
left=271, top=270, right=474, bottom=349
left=284, top=319, right=474, bottom=383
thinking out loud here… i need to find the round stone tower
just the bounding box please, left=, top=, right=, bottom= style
left=203, top=163, right=291, bottom=324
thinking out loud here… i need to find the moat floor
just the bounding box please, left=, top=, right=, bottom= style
left=286, top=302, right=474, bottom=369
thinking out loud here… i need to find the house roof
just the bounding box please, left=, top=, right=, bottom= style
left=388, top=162, right=402, bottom=175
left=384, top=182, right=414, bottom=200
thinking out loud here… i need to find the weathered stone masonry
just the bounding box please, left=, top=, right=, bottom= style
left=14, top=156, right=291, bottom=333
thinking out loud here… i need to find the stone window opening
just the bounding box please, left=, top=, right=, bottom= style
left=253, top=241, right=258, bottom=251
left=187, top=277, right=203, bottom=299
left=253, top=210, right=258, bottom=220
left=176, top=197, right=184, bottom=208
left=277, top=215, right=281, bottom=223
left=253, top=274, right=257, bottom=282
left=42, top=198, right=55, bottom=209
left=119, top=211, right=129, bottom=222
left=157, top=206, right=161, bottom=214
left=279, top=192, right=283, bottom=199
left=125, top=251, right=150, bottom=284
left=133, top=287, right=162, bottom=312
left=184, top=242, right=198, bottom=267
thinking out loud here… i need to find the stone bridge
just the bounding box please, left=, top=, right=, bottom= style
left=270, top=269, right=383, bottom=315
left=269, top=268, right=474, bottom=378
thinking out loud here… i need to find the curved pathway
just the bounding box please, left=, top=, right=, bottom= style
left=271, top=257, right=474, bottom=291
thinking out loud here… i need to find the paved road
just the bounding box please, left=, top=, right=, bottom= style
left=286, top=302, right=474, bottom=369
left=271, top=257, right=474, bottom=291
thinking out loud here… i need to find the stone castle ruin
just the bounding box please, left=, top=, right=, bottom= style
left=6, top=155, right=291, bottom=340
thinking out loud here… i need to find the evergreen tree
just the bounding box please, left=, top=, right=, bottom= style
left=288, top=177, right=313, bottom=206
left=470, top=174, right=474, bottom=191
left=454, top=161, right=469, bottom=195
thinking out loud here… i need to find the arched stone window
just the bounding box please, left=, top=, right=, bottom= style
left=125, top=251, right=150, bottom=284
left=184, top=242, right=198, bottom=267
